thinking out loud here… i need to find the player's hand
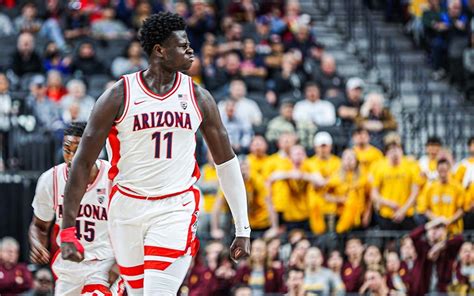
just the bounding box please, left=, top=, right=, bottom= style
left=60, top=242, right=84, bottom=262
left=230, top=236, right=250, bottom=263
left=29, top=240, right=50, bottom=265
left=393, top=208, right=406, bottom=223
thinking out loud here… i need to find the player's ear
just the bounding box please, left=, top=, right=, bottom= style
left=154, top=44, right=165, bottom=58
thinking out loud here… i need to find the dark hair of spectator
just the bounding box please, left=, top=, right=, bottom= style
left=346, top=235, right=362, bottom=245
left=468, top=136, right=474, bottom=146
left=139, top=12, right=187, bottom=56
left=426, top=136, right=442, bottom=146
left=64, top=122, right=87, bottom=137
left=437, top=157, right=450, bottom=167
left=304, top=81, right=319, bottom=90
left=285, top=267, right=304, bottom=281
left=231, top=283, right=251, bottom=295
left=123, top=39, right=141, bottom=58
left=352, top=127, right=369, bottom=136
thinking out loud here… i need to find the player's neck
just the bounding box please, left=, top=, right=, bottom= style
left=145, top=64, right=176, bottom=90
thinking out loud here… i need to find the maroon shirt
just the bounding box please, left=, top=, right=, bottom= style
left=234, top=264, right=286, bottom=293
left=0, top=262, right=33, bottom=295
left=341, top=261, right=363, bottom=292
left=408, top=225, right=463, bottom=296
left=185, top=264, right=217, bottom=296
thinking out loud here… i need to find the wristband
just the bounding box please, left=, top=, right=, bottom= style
left=60, top=227, right=85, bottom=254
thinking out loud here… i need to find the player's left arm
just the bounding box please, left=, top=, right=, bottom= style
left=195, top=83, right=250, bottom=261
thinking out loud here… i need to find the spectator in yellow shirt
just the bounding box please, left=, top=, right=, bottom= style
left=268, top=145, right=323, bottom=232
left=454, top=137, right=474, bottom=188
left=421, top=158, right=465, bottom=234
left=247, top=135, right=269, bottom=177
left=464, top=182, right=474, bottom=230
left=324, top=149, right=371, bottom=233
left=418, top=136, right=443, bottom=183
left=352, top=127, right=384, bottom=177
left=262, top=132, right=296, bottom=220
left=371, top=140, right=420, bottom=230
left=211, top=157, right=278, bottom=239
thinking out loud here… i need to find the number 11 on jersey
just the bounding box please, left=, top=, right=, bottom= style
left=152, top=131, right=173, bottom=159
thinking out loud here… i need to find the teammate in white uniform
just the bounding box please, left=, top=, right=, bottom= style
left=29, top=123, right=124, bottom=296
left=60, top=12, right=251, bottom=295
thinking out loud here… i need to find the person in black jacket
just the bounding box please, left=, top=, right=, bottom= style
left=70, top=41, right=105, bottom=77
left=10, top=32, right=43, bottom=77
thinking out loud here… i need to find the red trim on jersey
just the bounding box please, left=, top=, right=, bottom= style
left=53, top=166, right=58, bottom=210
left=127, top=278, right=144, bottom=289
left=144, top=260, right=172, bottom=271
left=185, top=187, right=200, bottom=257
left=118, top=264, right=144, bottom=276
left=188, top=78, right=202, bottom=122
left=108, top=126, right=121, bottom=182
left=137, top=71, right=182, bottom=100
left=117, top=185, right=193, bottom=200
left=108, top=185, right=119, bottom=210
left=50, top=250, right=60, bottom=280
left=115, top=76, right=130, bottom=124
left=144, top=246, right=185, bottom=258
left=81, top=284, right=112, bottom=295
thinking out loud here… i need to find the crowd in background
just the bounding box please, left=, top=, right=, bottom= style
left=0, top=0, right=474, bottom=295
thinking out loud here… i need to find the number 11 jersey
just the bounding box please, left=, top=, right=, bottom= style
left=107, top=71, right=203, bottom=198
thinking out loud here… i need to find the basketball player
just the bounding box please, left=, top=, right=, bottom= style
left=29, top=122, right=123, bottom=295
left=60, top=12, right=251, bottom=295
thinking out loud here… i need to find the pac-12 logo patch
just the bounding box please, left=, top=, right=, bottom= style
left=97, top=196, right=105, bottom=204
left=178, top=94, right=188, bottom=110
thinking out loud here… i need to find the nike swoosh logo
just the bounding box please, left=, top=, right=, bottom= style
left=134, top=100, right=146, bottom=105
left=244, top=226, right=250, bottom=229
left=182, top=201, right=192, bottom=207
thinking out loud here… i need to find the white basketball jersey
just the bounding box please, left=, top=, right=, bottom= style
left=106, top=71, right=202, bottom=197
left=53, top=160, right=113, bottom=261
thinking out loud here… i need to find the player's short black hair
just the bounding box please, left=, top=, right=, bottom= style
left=139, top=12, right=186, bottom=56
left=64, top=122, right=86, bottom=137
left=426, top=136, right=442, bottom=146
left=468, top=136, right=474, bottom=146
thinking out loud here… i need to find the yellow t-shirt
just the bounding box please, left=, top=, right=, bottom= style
left=280, top=176, right=310, bottom=222
left=354, top=145, right=384, bottom=177
left=246, top=173, right=271, bottom=230
left=263, top=153, right=293, bottom=213
left=201, top=164, right=219, bottom=213
left=302, top=154, right=342, bottom=178
left=454, top=157, right=474, bottom=188
left=465, top=183, right=474, bottom=212
left=247, top=154, right=268, bottom=177
left=372, top=158, right=419, bottom=219
left=422, top=179, right=465, bottom=234
left=325, top=171, right=369, bottom=233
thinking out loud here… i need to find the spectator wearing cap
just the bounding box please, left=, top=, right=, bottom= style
left=302, top=132, right=341, bottom=234
left=408, top=218, right=463, bottom=295
left=418, top=136, right=443, bottom=183
left=10, top=32, right=43, bottom=77
left=371, top=135, right=421, bottom=230
left=25, top=75, right=61, bottom=131
left=220, top=100, right=253, bottom=154
left=266, top=99, right=316, bottom=150
left=60, top=79, right=95, bottom=122
left=355, top=92, right=397, bottom=150
left=293, top=82, right=336, bottom=127
left=186, top=0, right=216, bottom=55
left=240, top=38, right=267, bottom=91
left=418, top=158, right=465, bottom=234
left=352, top=128, right=384, bottom=177
left=234, top=239, right=285, bottom=294
left=218, top=79, right=262, bottom=126
left=336, top=77, right=364, bottom=129
left=312, top=54, right=345, bottom=98
left=91, top=6, right=132, bottom=40
left=0, top=237, right=33, bottom=294
left=24, top=268, right=54, bottom=296
left=111, top=40, right=148, bottom=78
left=70, top=41, right=106, bottom=77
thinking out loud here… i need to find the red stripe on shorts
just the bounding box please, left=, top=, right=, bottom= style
left=81, top=284, right=112, bottom=295
left=144, top=246, right=186, bottom=258
left=144, top=260, right=173, bottom=271
left=118, top=264, right=144, bottom=276
left=127, top=278, right=144, bottom=289
left=185, top=187, right=201, bottom=256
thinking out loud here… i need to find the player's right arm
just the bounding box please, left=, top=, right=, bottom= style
left=29, top=170, right=55, bottom=264
left=61, top=80, right=124, bottom=262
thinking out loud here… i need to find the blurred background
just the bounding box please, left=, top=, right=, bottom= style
left=0, top=0, right=474, bottom=295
